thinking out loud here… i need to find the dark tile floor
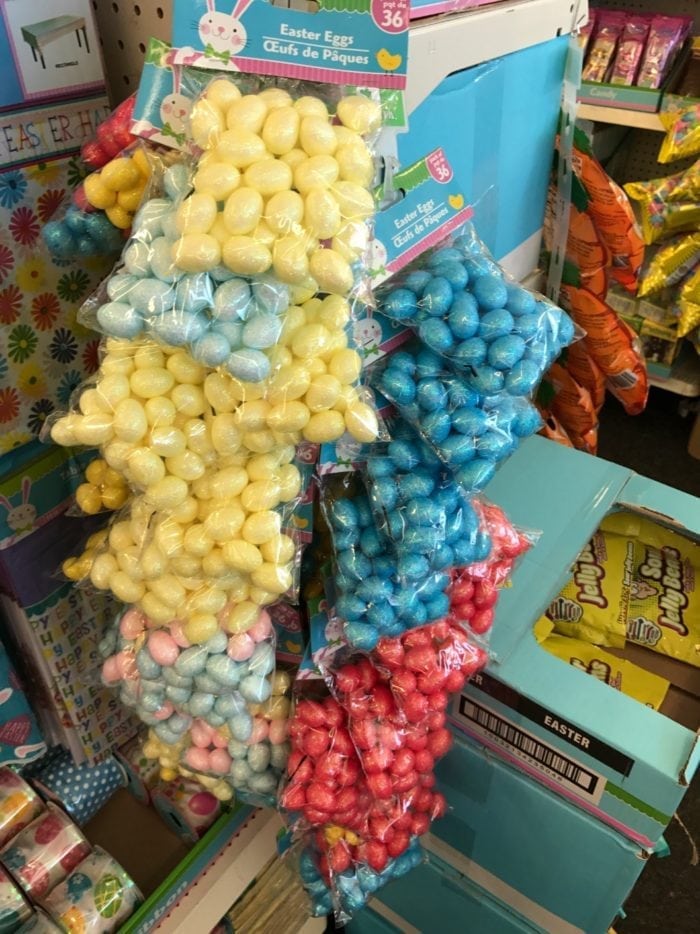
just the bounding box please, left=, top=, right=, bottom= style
left=598, top=386, right=700, bottom=932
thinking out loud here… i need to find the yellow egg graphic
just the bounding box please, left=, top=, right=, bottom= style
left=376, top=49, right=402, bottom=72
left=60, top=907, right=87, bottom=934
left=448, top=194, right=465, bottom=210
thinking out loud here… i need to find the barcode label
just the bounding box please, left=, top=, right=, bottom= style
left=456, top=697, right=605, bottom=805
left=608, top=370, right=638, bottom=389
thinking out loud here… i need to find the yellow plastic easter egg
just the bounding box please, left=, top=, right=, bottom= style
left=201, top=548, right=228, bottom=578
left=266, top=400, right=310, bottom=433
left=127, top=448, right=166, bottom=487
left=204, top=373, right=238, bottom=413
left=105, top=204, right=132, bottom=230
left=209, top=465, right=249, bottom=499
left=132, top=148, right=151, bottom=178
left=226, top=95, right=268, bottom=134
left=242, top=510, right=281, bottom=545
left=262, top=106, right=300, bottom=155
left=188, top=586, right=227, bottom=615
left=240, top=429, right=276, bottom=454
left=336, top=143, right=374, bottom=186
left=194, top=162, right=241, bottom=199
left=232, top=399, right=271, bottom=431
left=167, top=352, right=206, bottom=386
left=101, top=484, right=129, bottom=510
left=252, top=220, right=276, bottom=249
left=291, top=323, right=332, bottom=359
left=117, top=186, right=145, bottom=213
left=96, top=374, right=131, bottom=410
left=110, top=571, right=146, bottom=604
left=260, top=532, right=296, bottom=564
left=101, top=157, right=141, bottom=191
left=305, top=357, right=327, bottom=378
left=145, top=396, right=176, bottom=426
left=205, top=505, right=245, bottom=542
left=171, top=234, right=221, bottom=273
left=141, top=592, right=173, bottom=623
left=328, top=347, right=362, bottom=384
left=165, top=450, right=205, bottom=482
left=149, top=426, right=186, bottom=458
left=272, top=235, right=309, bottom=285
left=191, top=98, right=225, bottom=150
left=251, top=562, right=292, bottom=595
left=241, top=479, right=282, bottom=511
left=79, top=388, right=111, bottom=416
left=224, top=601, right=261, bottom=634
left=217, top=129, right=266, bottom=168
left=305, top=374, right=341, bottom=412
left=185, top=614, right=219, bottom=645
left=266, top=695, right=291, bottom=720
left=295, top=96, right=329, bottom=119
left=154, top=518, right=184, bottom=558
left=332, top=220, right=369, bottom=263
left=319, top=294, right=351, bottom=330
left=244, top=160, right=293, bottom=197
left=83, top=174, right=117, bottom=209
left=149, top=574, right=186, bottom=609
left=171, top=384, right=207, bottom=418
left=276, top=463, right=302, bottom=501
left=140, top=543, right=167, bottom=580
left=207, top=78, right=242, bottom=110
left=345, top=402, right=379, bottom=442
left=210, top=413, right=241, bottom=455
left=176, top=193, right=218, bottom=236
left=334, top=181, right=375, bottom=221
left=183, top=525, right=213, bottom=558
left=223, top=187, right=263, bottom=235
left=302, top=410, right=346, bottom=443
left=333, top=126, right=363, bottom=147
left=74, top=413, right=114, bottom=446
left=299, top=117, right=337, bottom=157
left=145, top=476, right=189, bottom=510
left=336, top=95, right=382, bottom=135
left=90, top=552, right=118, bottom=590
left=130, top=367, right=175, bottom=400
left=85, top=459, right=106, bottom=486
left=222, top=236, right=271, bottom=275
left=222, top=539, right=263, bottom=573
left=280, top=149, right=307, bottom=171
left=134, top=344, right=165, bottom=369
left=294, top=155, right=339, bottom=194
left=259, top=87, right=293, bottom=110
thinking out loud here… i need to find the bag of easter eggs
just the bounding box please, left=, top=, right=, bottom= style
left=369, top=341, right=543, bottom=495
left=375, top=222, right=575, bottom=391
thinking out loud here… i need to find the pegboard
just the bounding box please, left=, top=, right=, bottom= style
left=91, top=0, right=173, bottom=104
left=603, top=127, right=695, bottom=183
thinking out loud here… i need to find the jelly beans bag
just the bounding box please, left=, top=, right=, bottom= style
left=637, top=232, right=700, bottom=298
left=377, top=223, right=574, bottom=388
left=658, top=100, right=700, bottom=164
left=370, top=342, right=543, bottom=495
left=625, top=167, right=700, bottom=246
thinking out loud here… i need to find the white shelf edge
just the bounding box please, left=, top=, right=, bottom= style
left=577, top=102, right=664, bottom=132
left=406, top=0, right=586, bottom=113
left=156, top=810, right=282, bottom=934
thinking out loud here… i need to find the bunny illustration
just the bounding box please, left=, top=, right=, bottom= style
left=198, top=0, right=253, bottom=61
left=368, top=238, right=388, bottom=279
left=159, top=70, right=192, bottom=144
left=0, top=477, right=37, bottom=535
left=353, top=310, right=383, bottom=358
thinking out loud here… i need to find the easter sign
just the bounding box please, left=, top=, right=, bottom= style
left=172, top=0, right=410, bottom=88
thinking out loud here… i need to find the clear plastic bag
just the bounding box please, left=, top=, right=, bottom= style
left=370, top=342, right=543, bottom=495
left=375, top=224, right=574, bottom=388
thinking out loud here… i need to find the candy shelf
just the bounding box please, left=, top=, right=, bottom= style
left=577, top=103, right=664, bottom=132
left=406, top=0, right=586, bottom=112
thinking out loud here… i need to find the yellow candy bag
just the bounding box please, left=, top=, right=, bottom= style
left=539, top=629, right=670, bottom=710
left=637, top=233, right=700, bottom=298
left=659, top=102, right=700, bottom=164
left=677, top=266, right=700, bottom=337
left=545, top=530, right=634, bottom=647
left=600, top=512, right=700, bottom=666
left=625, top=162, right=700, bottom=245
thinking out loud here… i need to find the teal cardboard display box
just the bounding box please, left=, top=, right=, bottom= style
left=398, top=37, right=569, bottom=278
left=448, top=436, right=700, bottom=849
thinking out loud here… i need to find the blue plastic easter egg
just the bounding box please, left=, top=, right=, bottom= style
left=42, top=222, right=77, bottom=258
left=160, top=210, right=180, bottom=241
left=398, top=472, right=435, bottom=499
left=454, top=458, right=497, bottom=491
left=124, top=240, right=151, bottom=277
left=405, top=497, right=443, bottom=527
left=344, top=620, right=379, bottom=650
left=194, top=673, right=222, bottom=693
left=133, top=198, right=171, bottom=238
left=393, top=589, right=421, bottom=617
left=463, top=255, right=498, bottom=281
left=447, top=379, right=481, bottom=409
left=432, top=543, right=455, bottom=569
left=249, top=642, right=275, bottom=677
left=332, top=499, right=359, bottom=530
left=359, top=526, right=383, bottom=558
left=226, top=349, right=270, bottom=382
left=468, top=367, right=505, bottom=395
left=164, top=163, right=192, bottom=200
left=130, top=279, right=176, bottom=315
left=504, top=359, right=541, bottom=396
left=229, top=711, right=253, bottom=742
left=64, top=207, right=87, bottom=234
left=387, top=438, right=421, bottom=471
left=96, top=301, right=144, bottom=339
left=397, top=553, right=430, bottom=580
left=428, top=247, right=463, bottom=266
left=380, top=368, right=415, bottom=406
left=140, top=691, right=165, bottom=713
left=174, top=273, right=213, bottom=314
left=434, top=483, right=461, bottom=514
left=336, top=594, right=367, bottom=621
left=210, top=264, right=235, bottom=282
left=212, top=319, right=243, bottom=348
left=382, top=288, right=418, bottom=321
left=558, top=311, right=575, bottom=347
left=513, top=312, right=540, bottom=340
left=337, top=549, right=373, bottom=581
left=357, top=866, right=382, bottom=894
left=506, top=284, right=537, bottom=316
left=401, top=527, right=437, bottom=553
left=86, top=211, right=119, bottom=241
left=424, top=592, right=450, bottom=620
left=511, top=398, right=542, bottom=437
left=488, top=334, right=526, bottom=370
left=335, top=529, right=359, bottom=553
left=192, top=332, right=230, bottom=366
left=372, top=554, right=395, bottom=579
left=248, top=743, right=271, bottom=773
left=189, top=692, right=215, bottom=717
left=448, top=291, right=480, bottom=339
left=207, top=654, right=242, bottom=687
left=106, top=274, right=139, bottom=303
left=367, top=456, right=393, bottom=480
left=415, top=348, right=443, bottom=378
left=242, top=313, right=282, bottom=349
left=214, top=278, right=253, bottom=322
left=479, top=308, right=514, bottom=341
left=451, top=407, right=489, bottom=437
left=472, top=274, right=508, bottom=311
left=230, top=759, right=253, bottom=786
left=175, top=646, right=208, bottom=677
left=390, top=351, right=417, bottom=373
left=154, top=724, right=183, bottom=746
left=136, top=650, right=161, bottom=679
left=164, top=668, right=193, bottom=688
left=453, top=337, right=487, bottom=367
left=419, top=318, right=454, bottom=354
left=403, top=270, right=432, bottom=295
left=422, top=277, right=453, bottom=316
left=430, top=260, right=469, bottom=291
left=371, top=476, right=398, bottom=513
left=367, top=602, right=397, bottom=631
left=477, top=430, right=513, bottom=460
left=151, top=309, right=208, bottom=345
left=523, top=342, right=549, bottom=371
left=167, top=713, right=191, bottom=735
left=421, top=410, right=451, bottom=444
left=147, top=237, right=178, bottom=284
left=253, top=275, right=289, bottom=315
left=416, top=377, right=448, bottom=412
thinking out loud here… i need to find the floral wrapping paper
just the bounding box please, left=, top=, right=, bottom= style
left=0, top=158, right=113, bottom=452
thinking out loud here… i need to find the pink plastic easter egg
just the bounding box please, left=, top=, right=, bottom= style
left=190, top=720, right=213, bottom=748
left=247, top=718, right=269, bottom=745
left=185, top=747, right=211, bottom=771
left=210, top=749, right=232, bottom=774
left=120, top=608, right=146, bottom=639
left=268, top=719, right=289, bottom=745
left=153, top=701, right=175, bottom=721
left=247, top=610, right=272, bottom=642
left=149, top=630, right=180, bottom=666
left=211, top=730, right=228, bottom=749
left=227, top=633, right=255, bottom=661
left=170, top=621, right=191, bottom=648
left=116, top=650, right=138, bottom=680
left=102, top=656, right=121, bottom=684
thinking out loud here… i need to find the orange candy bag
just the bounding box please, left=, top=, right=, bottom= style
left=564, top=341, right=607, bottom=413
left=559, top=283, right=648, bottom=415
left=542, top=362, right=599, bottom=454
